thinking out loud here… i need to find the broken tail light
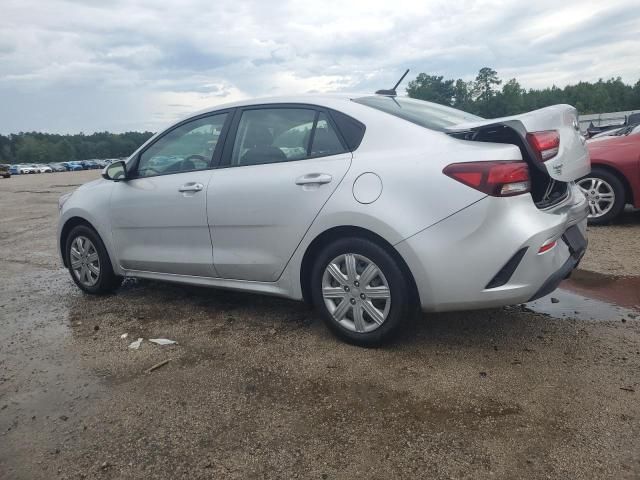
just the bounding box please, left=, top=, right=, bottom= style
left=526, top=130, right=560, bottom=162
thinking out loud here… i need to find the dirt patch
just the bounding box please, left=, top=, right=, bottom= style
left=1, top=171, right=639, bottom=479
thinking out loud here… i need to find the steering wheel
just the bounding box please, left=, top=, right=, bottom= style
left=184, top=154, right=206, bottom=162
left=182, top=154, right=207, bottom=171
left=138, top=166, right=161, bottom=176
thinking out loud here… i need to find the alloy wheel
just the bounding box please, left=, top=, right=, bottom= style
left=70, top=236, right=101, bottom=287
left=577, top=177, right=615, bottom=219
left=321, top=253, right=391, bottom=333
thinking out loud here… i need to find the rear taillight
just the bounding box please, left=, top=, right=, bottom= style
left=443, top=161, right=530, bottom=197
left=526, top=130, right=560, bottom=162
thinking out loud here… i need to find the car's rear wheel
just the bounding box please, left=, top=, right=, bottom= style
left=311, top=237, right=413, bottom=346
left=577, top=167, right=626, bottom=225
left=65, top=225, right=122, bottom=294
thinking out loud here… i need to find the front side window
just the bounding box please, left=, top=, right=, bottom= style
left=230, top=108, right=347, bottom=167
left=136, top=113, right=227, bottom=178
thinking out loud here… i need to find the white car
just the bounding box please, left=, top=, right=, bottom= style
left=58, top=94, right=590, bottom=345
left=18, top=164, right=37, bottom=174
left=36, top=164, right=53, bottom=173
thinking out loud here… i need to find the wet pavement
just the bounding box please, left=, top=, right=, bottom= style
left=1, top=171, right=639, bottom=479
left=526, top=272, right=640, bottom=322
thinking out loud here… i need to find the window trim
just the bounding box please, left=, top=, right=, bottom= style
left=326, top=108, right=366, bottom=151
left=128, top=109, right=234, bottom=179
left=218, top=103, right=350, bottom=169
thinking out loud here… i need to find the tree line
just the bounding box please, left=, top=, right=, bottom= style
left=0, top=131, right=154, bottom=165
left=2, top=69, right=639, bottom=164
left=406, top=67, right=640, bottom=118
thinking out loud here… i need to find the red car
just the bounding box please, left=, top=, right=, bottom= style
left=580, top=124, right=640, bottom=224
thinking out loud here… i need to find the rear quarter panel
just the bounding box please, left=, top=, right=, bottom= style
left=282, top=105, right=524, bottom=298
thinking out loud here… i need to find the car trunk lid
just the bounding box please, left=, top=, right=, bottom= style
left=445, top=104, right=590, bottom=183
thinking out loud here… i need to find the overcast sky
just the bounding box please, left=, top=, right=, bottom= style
left=1, top=0, right=638, bottom=134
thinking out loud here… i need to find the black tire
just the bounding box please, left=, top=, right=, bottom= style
left=579, top=167, right=626, bottom=225
left=65, top=225, right=122, bottom=294
left=310, top=237, right=414, bottom=347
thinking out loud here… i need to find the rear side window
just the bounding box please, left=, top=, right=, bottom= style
left=352, top=95, right=482, bottom=132
left=232, top=108, right=316, bottom=166
left=329, top=109, right=366, bottom=151
left=229, top=107, right=349, bottom=167
left=310, top=112, right=344, bottom=157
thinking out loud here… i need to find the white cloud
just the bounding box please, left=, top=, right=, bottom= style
left=0, top=0, right=638, bottom=133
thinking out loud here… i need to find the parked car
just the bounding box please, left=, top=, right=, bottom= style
left=36, top=164, right=53, bottom=173
left=58, top=94, right=590, bottom=345
left=580, top=124, right=640, bottom=224
left=50, top=163, right=67, bottom=172
left=62, top=162, right=83, bottom=171
left=17, top=164, right=37, bottom=174
left=9, top=165, right=20, bottom=175
left=79, top=160, right=101, bottom=169
left=0, top=164, right=11, bottom=178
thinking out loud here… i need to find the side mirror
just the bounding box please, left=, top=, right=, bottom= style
left=102, top=160, right=127, bottom=181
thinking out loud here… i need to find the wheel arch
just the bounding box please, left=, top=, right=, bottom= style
left=299, top=225, right=420, bottom=306
left=59, top=216, right=100, bottom=267
left=589, top=162, right=634, bottom=205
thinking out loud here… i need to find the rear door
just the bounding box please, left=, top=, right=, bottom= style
left=207, top=105, right=352, bottom=281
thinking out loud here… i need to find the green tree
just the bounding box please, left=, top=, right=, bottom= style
left=406, top=74, right=455, bottom=106
left=452, top=79, right=473, bottom=111
left=55, top=139, right=76, bottom=161
left=472, top=67, right=502, bottom=104
left=407, top=69, right=640, bottom=118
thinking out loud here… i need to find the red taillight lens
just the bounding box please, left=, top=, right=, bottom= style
left=526, top=130, right=560, bottom=162
left=443, top=161, right=530, bottom=197
left=538, top=240, right=557, bottom=254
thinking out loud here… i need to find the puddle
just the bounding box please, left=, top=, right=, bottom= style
left=525, top=270, right=639, bottom=321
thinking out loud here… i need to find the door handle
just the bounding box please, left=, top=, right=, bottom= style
left=178, top=182, right=204, bottom=192
left=295, top=173, right=333, bottom=185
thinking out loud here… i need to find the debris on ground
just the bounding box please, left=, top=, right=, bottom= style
left=149, top=338, right=177, bottom=346
left=146, top=359, right=171, bottom=374
left=128, top=338, right=143, bottom=350
left=551, top=297, right=560, bottom=304
left=620, top=386, right=635, bottom=392
left=120, top=333, right=128, bottom=339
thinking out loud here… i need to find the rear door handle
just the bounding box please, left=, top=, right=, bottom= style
left=178, top=182, right=204, bottom=192
left=295, top=173, right=333, bottom=185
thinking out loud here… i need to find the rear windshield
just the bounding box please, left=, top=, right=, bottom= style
left=352, top=96, right=482, bottom=132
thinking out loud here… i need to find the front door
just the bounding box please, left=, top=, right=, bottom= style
left=110, top=112, right=229, bottom=277
left=207, top=107, right=352, bottom=281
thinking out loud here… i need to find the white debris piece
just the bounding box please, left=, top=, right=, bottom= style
left=149, top=338, right=177, bottom=346
left=120, top=333, right=128, bottom=339
left=128, top=338, right=143, bottom=349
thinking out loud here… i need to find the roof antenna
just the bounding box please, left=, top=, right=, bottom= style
left=375, top=69, right=410, bottom=96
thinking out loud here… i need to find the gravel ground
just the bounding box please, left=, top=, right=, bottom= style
left=1, top=170, right=639, bottom=480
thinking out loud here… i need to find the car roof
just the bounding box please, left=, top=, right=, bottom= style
left=195, top=93, right=362, bottom=113
left=183, top=93, right=378, bottom=121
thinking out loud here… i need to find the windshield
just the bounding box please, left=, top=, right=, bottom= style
left=353, top=95, right=482, bottom=131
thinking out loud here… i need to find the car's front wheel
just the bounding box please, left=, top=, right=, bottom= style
left=577, top=167, right=626, bottom=225
left=65, top=225, right=122, bottom=294
left=311, top=237, right=413, bottom=346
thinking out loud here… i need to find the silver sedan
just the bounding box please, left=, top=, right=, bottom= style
left=58, top=94, right=590, bottom=345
